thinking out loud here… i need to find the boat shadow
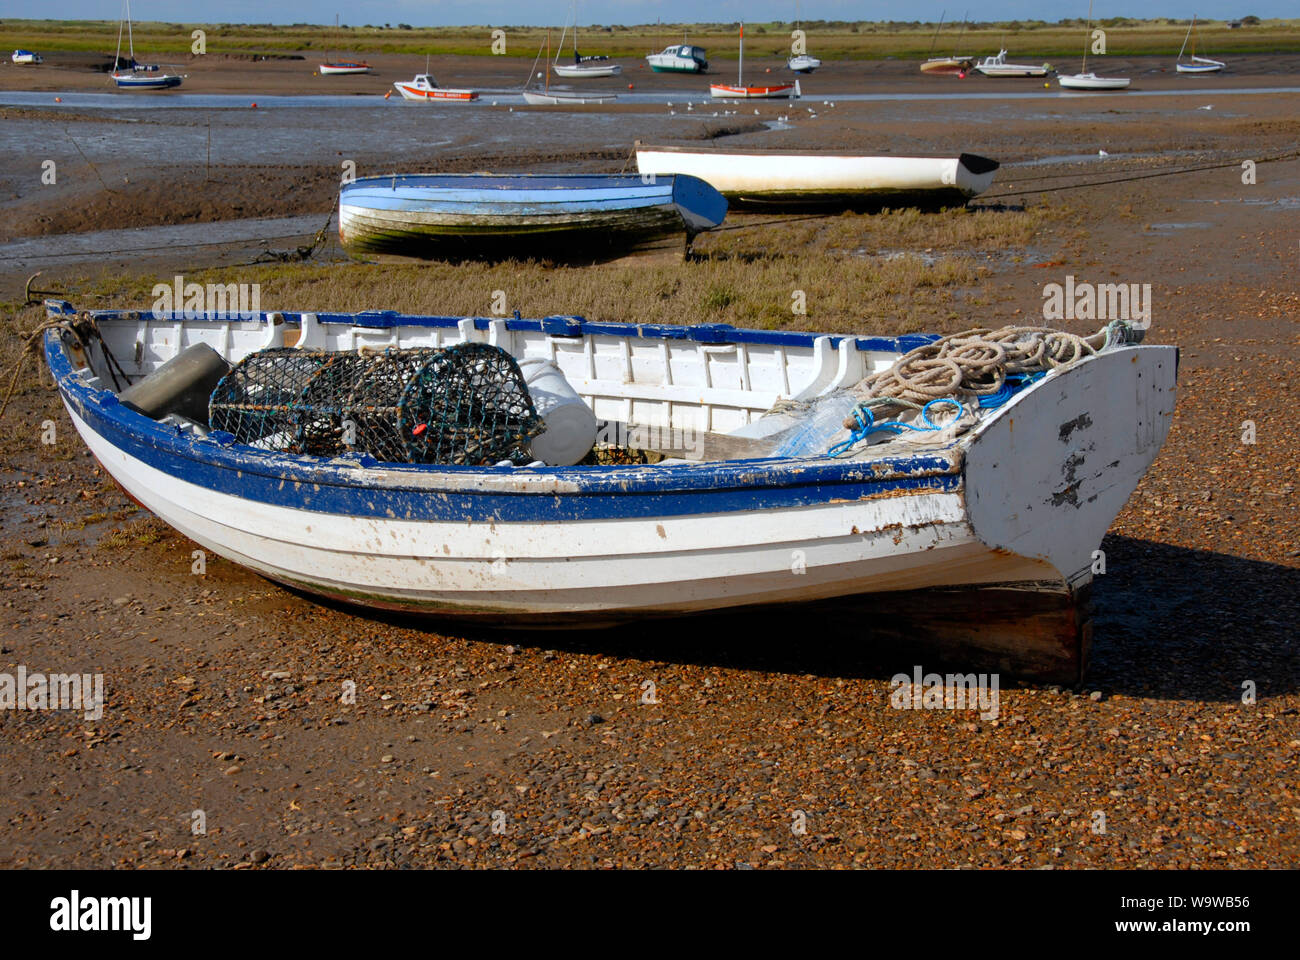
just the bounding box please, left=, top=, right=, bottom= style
left=297, top=534, right=1298, bottom=700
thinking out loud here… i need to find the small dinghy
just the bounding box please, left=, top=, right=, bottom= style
left=635, top=145, right=999, bottom=209
left=320, top=61, right=373, bottom=76
left=45, top=303, right=1174, bottom=681
left=11, top=49, right=44, bottom=65
left=338, top=173, right=726, bottom=261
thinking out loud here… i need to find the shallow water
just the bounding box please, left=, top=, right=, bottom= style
left=3, top=86, right=1298, bottom=110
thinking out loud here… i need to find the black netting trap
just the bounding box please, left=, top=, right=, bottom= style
left=209, top=343, right=543, bottom=465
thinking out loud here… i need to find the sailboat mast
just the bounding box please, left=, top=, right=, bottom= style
left=928, top=12, right=946, bottom=58
left=1081, top=0, right=1094, bottom=73
left=738, top=22, right=744, bottom=86
left=114, top=0, right=126, bottom=69
left=126, top=0, right=136, bottom=61
left=546, top=30, right=550, bottom=92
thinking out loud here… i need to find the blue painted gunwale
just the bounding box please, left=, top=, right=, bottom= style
left=45, top=307, right=961, bottom=524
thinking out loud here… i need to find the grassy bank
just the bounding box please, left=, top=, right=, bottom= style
left=4, top=18, right=1299, bottom=60
left=1, top=204, right=1051, bottom=413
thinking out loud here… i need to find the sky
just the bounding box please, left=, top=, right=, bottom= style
left=24, top=1, right=1295, bottom=26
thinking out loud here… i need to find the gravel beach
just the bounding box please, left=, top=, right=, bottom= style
left=0, top=47, right=1297, bottom=870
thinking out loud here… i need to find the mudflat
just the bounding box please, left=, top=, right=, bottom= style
left=0, top=34, right=1297, bottom=868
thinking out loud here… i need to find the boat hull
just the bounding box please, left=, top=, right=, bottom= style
left=112, top=72, right=182, bottom=89
left=338, top=173, right=726, bottom=259
left=1176, top=61, right=1223, bottom=73
left=553, top=63, right=622, bottom=78
left=1058, top=73, right=1130, bottom=90
left=635, top=147, right=999, bottom=209
left=43, top=308, right=1177, bottom=682
left=921, top=57, right=973, bottom=75
left=975, top=64, right=1048, bottom=77
left=522, top=90, right=618, bottom=105
left=709, top=82, right=798, bottom=99
left=393, top=81, right=476, bottom=101
left=320, top=62, right=372, bottom=75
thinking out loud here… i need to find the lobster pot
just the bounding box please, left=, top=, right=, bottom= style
left=208, top=343, right=543, bottom=465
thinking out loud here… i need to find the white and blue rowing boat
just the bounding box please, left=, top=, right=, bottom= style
left=338, top=174, right=727, bottom=261
left=44, top=303, right=1176, bottom=680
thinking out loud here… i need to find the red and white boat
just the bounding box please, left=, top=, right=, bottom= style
left=708, top=23, right=798, bottom=99
left=320, top=61, right=372, bottom=75
left=393, top=74, right=477, bottom=102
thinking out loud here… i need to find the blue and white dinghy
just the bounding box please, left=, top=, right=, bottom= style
left=338, top=174, right=727, bottom=261
left=44, top=303, right=1175, bottom=681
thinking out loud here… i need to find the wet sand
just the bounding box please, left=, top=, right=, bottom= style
left=0, top=59, right=1297, bottom=868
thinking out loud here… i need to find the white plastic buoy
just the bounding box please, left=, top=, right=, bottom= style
left=517, top=359, right=598, bottom=465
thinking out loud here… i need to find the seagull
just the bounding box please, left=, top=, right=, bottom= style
left=1098, top=149, right=1108, bottom=157
left=754, top=108, right=759, bottom=115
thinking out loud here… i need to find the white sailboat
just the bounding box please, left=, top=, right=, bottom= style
left=787, top=0, right=821, bottom=73
left=110, top=0, right=184, bottom=89
left=1176, top=16, right=1225, bottom=73
left=1058, top=0, right=1130, bottom=90
left=525, top=33, right=617, bottom=104
left=552, top=2, right=622, bottom=78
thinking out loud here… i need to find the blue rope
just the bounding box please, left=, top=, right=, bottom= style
left=829, top=372, right=1047, bottom=457
left=976, top=371, right=1046, bottom=409
left=828, top=397, right=966, bottom=458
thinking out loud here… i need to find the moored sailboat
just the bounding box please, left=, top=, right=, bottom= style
left=1176, top=15, right=1225, bottom=73
left=1058, top=0, right=1130, bottom=90
left=110, top=0, right=184, bottom=89
left=709, top=23, right=798, bottom=99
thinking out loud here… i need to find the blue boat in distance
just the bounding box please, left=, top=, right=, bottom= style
left=338, top=173, right=727, bottom=262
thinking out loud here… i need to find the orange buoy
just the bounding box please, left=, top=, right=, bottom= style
left=250, top=102, right=257, bottom=108
left=384, top=89, right=392, bottom=99
left=627, top=82, right=634, bottom=89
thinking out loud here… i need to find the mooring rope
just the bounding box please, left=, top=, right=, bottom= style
left=980, top=148, right=1300, bottom=200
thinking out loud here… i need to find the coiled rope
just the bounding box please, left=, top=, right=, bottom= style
left=829, top=320, right=1134, bottom=456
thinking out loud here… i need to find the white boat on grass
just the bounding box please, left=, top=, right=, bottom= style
left=1176, top=16, right=1225, bottom=73
left=974, top=49, right=1048, bottom=77
left=12, top=49, right=44, bottom=65
left=635, top=145, right=999, bottom=209
left=43, top=301, right=1174, bottom=682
